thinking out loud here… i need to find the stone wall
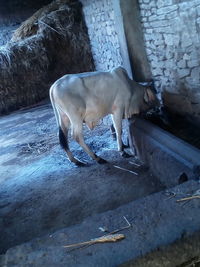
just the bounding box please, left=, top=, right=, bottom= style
left=80, top=0, right=123, bottom=71
left=138, top=0, right=200, bottom=123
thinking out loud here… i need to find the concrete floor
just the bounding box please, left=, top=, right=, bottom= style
left=0, top=102, right=164, bottom=254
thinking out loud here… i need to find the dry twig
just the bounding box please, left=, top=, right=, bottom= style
left=176, top=195, right=200, bottom=202
left=63, top=234, right=125, bottom=248
left=176, top=189, right=200, bottom=202
left=129, top=161, right=141, bottom=167
left=109, top=216, right=132, bottom=235
left=63, top=216, right=131, bottom=249
left=38, top=20, right=62, bottom=35
left=113, top=165, right=138, bottom=176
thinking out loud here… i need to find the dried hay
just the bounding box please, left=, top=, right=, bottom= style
left=0, top=0, right=94, bottom=114
left=11, top=0, right=72, bottom=42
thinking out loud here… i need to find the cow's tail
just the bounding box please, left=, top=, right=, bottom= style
left=49, top=85, right=60, bottom=127
left=49, top=86, right=69, bottom=151
left=58, top=126, right=69, bottom=150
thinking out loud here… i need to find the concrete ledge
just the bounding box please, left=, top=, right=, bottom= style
left=129, top=118, right=200, bottom=187
left=120, top=230, right=200, bottom=267
left=1, top=180, right=200, bottom=266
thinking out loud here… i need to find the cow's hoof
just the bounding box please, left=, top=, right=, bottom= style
left=97, top=157, right=107, bottom=164
left=75, top=161, right=86, bottom=167
left=120, top=151, right=132, bottom=158
left=122, top=143, right=129, bottom=149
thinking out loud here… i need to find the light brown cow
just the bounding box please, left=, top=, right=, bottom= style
left=50, top=67, right=158, bottom=166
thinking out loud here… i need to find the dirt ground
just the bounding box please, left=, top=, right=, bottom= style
left=0, top=101, right=164, bottom=254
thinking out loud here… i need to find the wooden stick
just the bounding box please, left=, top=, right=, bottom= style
left=129, top=161, right=141, bottom=167
left=63, top=234, right=125, bottom=248
left=176, top=195, right=200, bottom=202
left=113, top=165, right=138, bottom=175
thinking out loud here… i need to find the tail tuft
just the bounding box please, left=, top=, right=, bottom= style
left=59, top=127, right=69, bottom=150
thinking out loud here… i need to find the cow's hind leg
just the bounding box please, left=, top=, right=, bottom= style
left=59, top=112, right=85, bottom=166
left=71, top=120, right=107, bottom=164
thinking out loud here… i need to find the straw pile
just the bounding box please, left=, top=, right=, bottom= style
left=0, top=0, right=94, bottom=114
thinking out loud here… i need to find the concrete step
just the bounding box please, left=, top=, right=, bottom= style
left=1, top=180, right=200, bottom=267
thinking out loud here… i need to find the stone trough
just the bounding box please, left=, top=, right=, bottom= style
left=129, top=118, right=200, bottom=187
left=1, top=111, right=200, bottom=266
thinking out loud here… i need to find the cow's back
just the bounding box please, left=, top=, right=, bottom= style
left=50, top=67, right=132, bottom=119
left=81, top=67, right=132, bottom=99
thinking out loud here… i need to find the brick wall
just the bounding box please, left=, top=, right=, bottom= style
left=138, top=0, right=200, bottom=122
left=80, top=0, right=123, bottom=71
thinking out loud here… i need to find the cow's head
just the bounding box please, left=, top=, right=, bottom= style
left=143, top=87, right=159, bottom=109
left=128, top=83, right=160, bottom=118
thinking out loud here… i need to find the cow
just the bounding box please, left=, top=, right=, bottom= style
left=49, top=66, right=158, bottom=166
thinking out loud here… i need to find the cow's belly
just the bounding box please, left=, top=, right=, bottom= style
left=84, top=106, right=110, bottom=130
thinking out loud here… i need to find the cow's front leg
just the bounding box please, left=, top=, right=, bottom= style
left=111, top=113, right=123, bottom=152
left=112, top=112, right=131, bottom=158
left=110, top=124, right=129, bottom=149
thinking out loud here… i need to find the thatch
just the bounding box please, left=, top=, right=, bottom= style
left=0, top=0, right=94, bottom=114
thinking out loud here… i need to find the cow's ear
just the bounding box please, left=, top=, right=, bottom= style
left=143, top=89, right=149, bottom=103
left=144, top=88, right=155, bottom=103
